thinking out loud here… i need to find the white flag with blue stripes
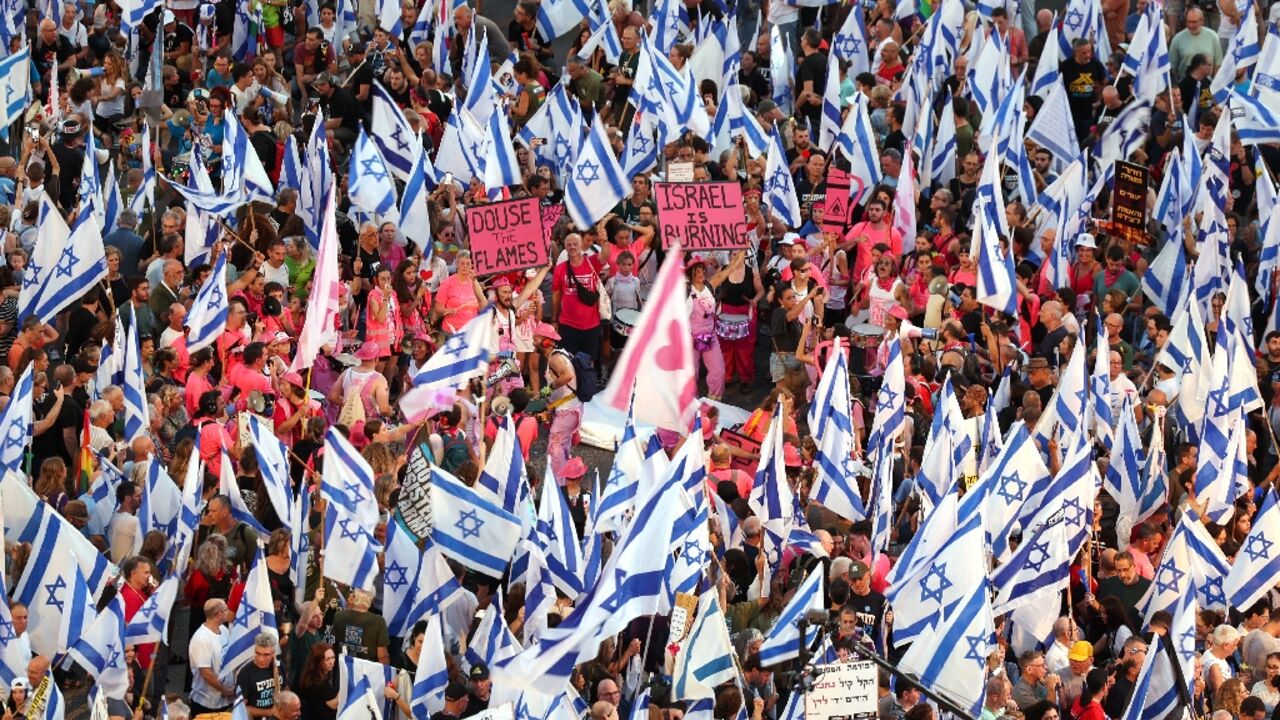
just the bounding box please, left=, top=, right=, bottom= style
left=812, top=343, right=868, bottom=522
left=832, top=5, right=869, bottom=73
left=411, top=615, right=450, bottom=719
left=399, top=144, right=436, bottom=250
left=184, top=250, right=229, bottom=352
left=1226, top=488, right=1280, bottom=609
left=991, top=520, right=1070, bottom=614
left=68, top=593, right=128, bottom=699
left=321, top=426, right=380, bottom=527
left=125, top=575, right=179, bottom=645
left=371, top=81, right=422, bottom=182
left=764, top=125, right=801, bottom=226
left=247, top=415, right=293, bottom=528
left=482, top=107, right=522, bottom=197
left=464, top=594, right=522, bottom=672
left=836, top=92, right=882, bottom=202
left=757, top=566, right=824, bottom=666
left=565, top=116, right=630, bottom=230
left=349, top=128, right=398, bottom=217
left=1140, top=512, right=1230, bottom=621
left=139, top=457, right=182, bottom=543
left=401, top=307, right=499, bottom=420
left=1211, top=0, right=1258, bottom=103
left=818, top=49, right=844, bottom=151
left=888, top=509, right=985, bottom=647
left=430, top=466, right=523, bottom=578
left=899, top=577, right=994, bottom=718
left=123, top=311, right=148, bottom=442
left=0, top=562, right=27, bottom=691
left=672, top=590, right=737, bottom=699
left=13, top=522, right=95, bottom=656
left=0, top=46, right=29, bottom=127
left=537, top=467, right=586, bottom=596
left=0, top=363, right=31, bottom=477
left=323, top=502, right=382, bottom=592
left=749, top=404, right=794, bottom=522
left=226, top=546, right=278, bottom=675
left=19, top=195, right=108, bottom=324
left=220, top=452, right=268, bottom=535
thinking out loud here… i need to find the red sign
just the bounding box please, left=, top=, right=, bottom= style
left=823, top=167, right=866, bottom=237
left=655, top=182, right=749, bottom=250
left=466, top=198, right=547, bottom=276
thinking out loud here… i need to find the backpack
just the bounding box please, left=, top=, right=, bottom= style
left=337, top=374, right=371, bottom=428
left=564, top=351, right=598, bottom=403
left=439, top=430, right=470, bottom=474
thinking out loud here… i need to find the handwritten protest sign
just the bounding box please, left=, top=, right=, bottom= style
left=1111, top=160, right=1149, bottom=245
left=805, top=661, right=878, bottom=720
left=466, top=197, right=547, bottom=275
left=656, top=182, right=749, bottom=250
left=469, top=704, right=515, bottom=720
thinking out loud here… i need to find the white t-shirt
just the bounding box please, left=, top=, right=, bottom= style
left=57, top=21, right=86, bottom=48
left=96, top=78, right=127, bottom=117
left=261, top=261, right=290, bottom=288
left=108, top=510, right=140, bottom=564
left=189, top=623, right=230, bottom=709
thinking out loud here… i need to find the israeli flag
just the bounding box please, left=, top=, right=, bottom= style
left=0, top=364, right=31, bottom=477
left=0, top=45, right=28, bottom=126
left=430, top=466, right=523, bottom=578
left=139, top=457, right=181, bottom=543
left=411, top=615, right=450, bottom=719
left=1256, top=22, right=1280, bottom=104
left=565, top=116, right=630, bottom=230
left=992, top=521, right=1070, bottom=614
left=536, top=468, right=586, bottom=596
left=888, top=509, right=985, bottom=647
left=371, top=81, right=422, bottom=182
left=1030, top=19, right=1061, bottom=98
left=246, top=415, right=293, bottom=529
left=398, top=145, right=436, bottom=251
left=757, top=565, right=824, bottom=666
left=1226, top=489, right=1280, bottom=609
left=1211, top=0, right=1258, bottom=103
left=122, top=312, right=148, bottom=442
left=521, top=538, right=557, bottom=643
left=482, top=107, right=521, bottom=198
left=832, top=5, right=869, bottom=74
left=464, top=594, right=522, bottom=672
left=1140, top=513, right=1230, bottom=620
left=749, top=404, right=795, bottom=522
left=321, top=427, right=380, bottom=526
left=68, top=594, right=129, bottom=698
left=348, top=129, right=398, bottom=217
left=1233, top=90, right=1280, bottom=146
left=13, top=520, right=95, bottom=656
left=899, top=578, right=994, bottom=719
left=322, top=502, right=382, bottom=592
left=764, top=124, right=802, bottom=227
left=812, top=345, right=868, bottom=522
left=673, top=591, right=739, bottom=699
left=0, top=561, right=28, bottom=691
left=125, top=575, right=179, bottom=645
left=19, top=195, right=108, bottom=325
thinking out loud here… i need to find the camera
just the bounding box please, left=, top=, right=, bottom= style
left=24, top=125, right=40, bottom=140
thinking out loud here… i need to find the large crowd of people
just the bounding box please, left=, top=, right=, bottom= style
left=2, top=0, right=1279, bottom=717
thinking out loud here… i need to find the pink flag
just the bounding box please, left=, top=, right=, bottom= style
left=290, top=184, right=342, bottom=373
left=596, top=246, right=697, bottom=431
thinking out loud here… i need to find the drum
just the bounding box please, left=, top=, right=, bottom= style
left=612, top=308, right=641, bottom=337
left=715, top=313, right=751, bottom=341
left=849, top=322, right=885, bottom=348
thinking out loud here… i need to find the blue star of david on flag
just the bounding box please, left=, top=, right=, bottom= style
left=456, top=509, right=484, bottom=540
left=576, top=159, right=601, bottom=184
left=995, top=473, right=1028, bottom=504
left=1024, top=541, right=1051, bottom=572
left=920, top=565, right=954, bottom=604
left=1244, top=533, right=1275, bottom=562
left=384, top=561, right=410, bottom=592
left=54, top=246, right=80, bottom=279
left=1155, top=564, right=1186, bottom=594
left=44, top=577, right=67, bottom=612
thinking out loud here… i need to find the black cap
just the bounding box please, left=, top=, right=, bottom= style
left=469, top=663, right=490, bottom=681
left=445, top=682, right=469, bottom=701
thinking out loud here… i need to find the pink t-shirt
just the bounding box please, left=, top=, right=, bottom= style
left=553, top=257, right=604, bottom=330
left=185, top=372, right=213, bottom=417
left=437, top=275, right=480, bottom=333
left=847, top=222, right=904, bottom=279
left=229, top=364, right=272, bottom=411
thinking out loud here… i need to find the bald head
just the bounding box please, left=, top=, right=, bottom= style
left=1036, top=8, right=1053, bottom=29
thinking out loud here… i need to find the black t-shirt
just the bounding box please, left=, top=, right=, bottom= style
left=238, top=663, right=276, bottom=710
left=348, top=62, right=375, bottom=119
left=63, top=306, right=99, bottom=360
left=770, top=307, right=803, bottom=352
left=461, top=695, right=491, bottom=718
left=34, top=36, right=76, bottom=95
left=32, top=391, right=81, bottom=466
left=52, top=141, right=85, bottom=210
left=793, top=173, right=826, bottom=219
left=322, top=87, right=363, bottom=133
left=795, top=52, right=827, bottom=128
left=164, top=22, right=196, bottom=54
left=298, top=678, right=338, bottom=720
left=249, top=130, right=278, bottom=175
left=740, top=67, right=769, bottom=102
left=845, top=589, right=887, bottom=647
left=1059, top=57, right=1106, bottom=139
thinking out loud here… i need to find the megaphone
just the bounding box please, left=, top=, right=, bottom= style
left=927, top=275, right=948, bottom=296
left=67, top=67, right=104, bottom=84
left=258, top=86, right=289, bottom=105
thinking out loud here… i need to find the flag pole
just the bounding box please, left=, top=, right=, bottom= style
left=135, top=642, right=164, bottom=712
